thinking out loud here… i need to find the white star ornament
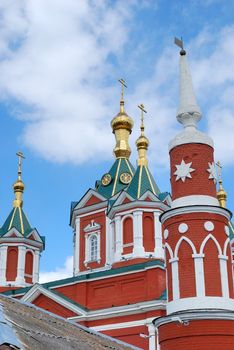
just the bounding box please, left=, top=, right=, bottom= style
left=207, top=162, right=217, bottom=184
left=174, top=159, right=195, bottom=182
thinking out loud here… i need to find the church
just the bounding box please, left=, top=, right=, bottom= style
left=0, top=40, right=234, bottom=350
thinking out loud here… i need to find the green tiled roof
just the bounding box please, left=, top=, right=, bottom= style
left=0, top=207, right=33, bottom=236
left=96, top=158, right=135, bottom=198
left=127, top=164, right=160, bottom=199
left=229, top=221, right=234, bottom=240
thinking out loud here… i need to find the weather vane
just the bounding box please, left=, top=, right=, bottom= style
left=174, top=37, right=186, bottom=55
left=16, top=151, right=25, bottom=180
left=118, top=78, right=127, bottom=100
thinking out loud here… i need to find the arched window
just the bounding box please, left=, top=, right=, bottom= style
left=90, top=235, right=98, bottom=261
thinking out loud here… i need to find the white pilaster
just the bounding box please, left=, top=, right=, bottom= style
left=33, top=250, right=40, bottom=283
left=109, top=220, right=115, bottom=264
left=16, top=245, right=26, bottom=284
left=154, top=211, right=164, bottom=259
left=0, top=246, right=8, bottom=283
left=74, top=217, right=80, bottom=276
left=115, top=215, right=122, bottom=261
left=148, top=323, right=156, bottom=350
left=105, top=216, right=111, bottom=266
left=169, top=257, right=179, bottom=301
left=219, top=255, right=229, bottom=298
left=193, top=253, right=205, bottom=297
left=133, top=211, right=144, bottom=256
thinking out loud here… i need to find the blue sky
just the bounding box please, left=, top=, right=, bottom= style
left=0, top=0, right=234, bottom=281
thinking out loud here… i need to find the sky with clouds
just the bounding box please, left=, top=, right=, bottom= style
left=0, top=0, right=234, bottom=282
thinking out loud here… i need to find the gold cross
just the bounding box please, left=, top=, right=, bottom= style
left=16, top=151, right=25, bottom=180
left=118, top=78, right=127, bottom=100
left=138, top=104, right=147, bottom=128
left=216, top=161, right=222, bottom=181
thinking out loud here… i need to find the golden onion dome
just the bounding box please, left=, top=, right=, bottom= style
left=136, top=133, right=149, bottom=150
left=111, top=100, right=134, bottom=134
left=13, top=152, right=25, bottom=208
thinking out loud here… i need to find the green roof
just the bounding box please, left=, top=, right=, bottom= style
left=229, top=221, right=234, bottom=240
left=127, top=164, right=160, bottom=199
left=0, top=207, right=33, bottom=236
left=96, top=158, right=135, bottom=198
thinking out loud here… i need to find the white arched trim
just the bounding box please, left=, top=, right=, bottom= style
left=223, top=237, right=231, bottom=256
left=164, top=243, right=173, bottom=260
left=84, top=231, right=101, bottom=265
left=175, top=236, right=197, bottom=258
left=200, top=234, right=222, bottom=255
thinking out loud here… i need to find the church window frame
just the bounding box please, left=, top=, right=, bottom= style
left=85, top=231, right=101, bottom=264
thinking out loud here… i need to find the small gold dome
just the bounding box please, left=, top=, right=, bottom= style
left=13, top=179, right=25, bottom=193
left=13, top=179, right=25, bottom=208
left=217, top=181, right=227, bottom=208
left=136, top=134, right=149, bottom=150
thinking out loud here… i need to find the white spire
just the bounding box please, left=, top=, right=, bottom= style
left=177, top=50, right=201, bottom=129
left=169, top=41, right=213, bottom=151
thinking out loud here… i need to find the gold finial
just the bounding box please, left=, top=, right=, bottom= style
left=111, top=79, right=134, bottom=159
left=136, top=104, right=149, bottom=166
left=13, top=151, right=25, bottom=208
left=216, top=161, right=227, bottom=208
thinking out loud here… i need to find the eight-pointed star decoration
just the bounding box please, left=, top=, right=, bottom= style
left=174, top=159, right=195, bottom=182
left=207, top=162, right=217, bottom=183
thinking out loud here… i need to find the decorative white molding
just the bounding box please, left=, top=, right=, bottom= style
left=192, top=253, right=205, bottom=297
left=178, top=223, right=188, bottom=234
left=167, top=296, right=234, bottom=314
left=169, top=129, right=213, bottom=151
left=84, top=220, right=101, bottom=233
left=164, top=229, right=169, bottom=240
left=219, top=255, right=229, bottom=298
left=161, top=204, right=231, bottom=223
left=74, top=217, right=80, bottom=275
left=133, top=211, right=144, bottom=256
left=84, top=232, right=101, bottom=264
left=225, top=226, right=230, bottom=236
left=172, top=195, right=219, bottom=208
left=154, top=212, right=164, bottom=259
left=169, top=257, right=179, bottom=300
left=174, top=159, right=195, bottom=182
left=114, top=215, right=122, bottom=261
left=200, top=233, right=222, bottom=255
left=174, top=236, right=197, bottom=258
left=204, top=221, right=214, bottom=232
left=16, top=245, right=26, bottom=284
left=33, top=250, right=40, bottom=283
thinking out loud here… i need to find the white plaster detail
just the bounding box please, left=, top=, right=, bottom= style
left=73, top=217, right=80, bottom=275
left=32, top=250, right=40, bottom=283
left=178, top=223, right=188, bottom=234
left=147, top=323, right=156, bottom=350
left=169, top=129, right=213, bottom=151
left=84, top=232, right=101, bottom=264
left=207, top=162, right=217, bottom=184
left=154, top=211, right=164, bottom=259
left=175, top=236, right=197, bottom=258
left=219, top=255, right=229, bottom=298
left=84, top=220, right=101, bottom=232
left=16, top=246, right=26, bottom=285
left=164, top=243, right=173, bottom=260
left=171, top=195, right=219, bottom=208
left=133, top=211, right=144, bottom=256
left=169, top=258, right=179, bottom=300
left=225, top=225, right=230, bottom=236
left=200, top=234, right=222, bottom=255
left=223, top=238, right=231, bottom=256
left=114, top=215, right=122, bottom=261
left=192, top=253, right=205, bottom=297
left=174, top=159, right=195, bottom=182
left=167, top=297, right=234, bottom=314
left=164, top=229, right=169, bottom=240
left=204, top=221, right=214, bottom=232
left=0, top=245, right=7, bottom=284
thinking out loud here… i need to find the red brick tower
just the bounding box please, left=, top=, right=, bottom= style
left=153, top=39, right=234, bottom=350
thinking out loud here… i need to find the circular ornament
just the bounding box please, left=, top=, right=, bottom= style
left=164, top=229, right=169, bottom=240
left=120, top=172, right=132, bottom=184
left=225, top=225, right=229, bottom=236
left=178, top=223, right=188, bottom=234
left=204, top=221, right=214, bottom=232
left=101, top=173, right=112, bottom=186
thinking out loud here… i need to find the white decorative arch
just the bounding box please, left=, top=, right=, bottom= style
left=200, top=234, right=222, bottom=255
left=164, top=243, right=173, bottom=260
left=223, top=237, right=232, bottom=256
left=175, top=236, right=197, bottom=258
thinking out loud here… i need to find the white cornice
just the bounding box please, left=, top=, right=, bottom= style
left=108, top=201, right=169, bottom=219
left=160, top=205, right=231, bottom=223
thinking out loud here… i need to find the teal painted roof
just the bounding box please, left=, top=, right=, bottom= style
left=126, top=164, right=160, bottom=199
left=0, top=207, right=33, bottom=236
left=96, top=158, right=135, bottom=198
left=229, top=221, right=234, bottom=240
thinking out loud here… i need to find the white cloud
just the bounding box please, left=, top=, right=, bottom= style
left=0, top=2, right=234, bottom=169
left=39, top=256, right=73, bottom=283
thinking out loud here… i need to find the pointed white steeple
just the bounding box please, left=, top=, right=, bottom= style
left=169, top=40, right=213, bottom=150
left=177, top=49, right=201, bottom=129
